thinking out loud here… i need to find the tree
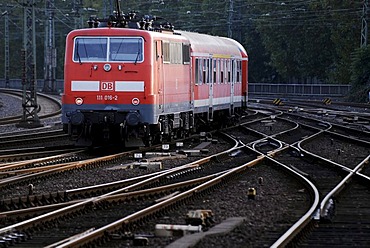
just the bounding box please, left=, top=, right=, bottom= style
left=0, top=0, right=366, bottom=89
left=348, top=45, right=370, bottom=102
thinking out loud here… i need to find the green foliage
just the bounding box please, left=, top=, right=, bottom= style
left=250, top=0, right=361, bottom=83
left=0, top=0, right=366, bottom=88
left=347, top=45, right=370, bottom=102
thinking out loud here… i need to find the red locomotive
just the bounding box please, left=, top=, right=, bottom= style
left=62, top=8, right=248, bottom=146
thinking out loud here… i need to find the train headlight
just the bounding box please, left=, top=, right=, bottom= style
left=132, top=98, right=140, bottom=106
left=75, top=97, right=83, bottom=105
left=103, top=63, right=111, bottom=72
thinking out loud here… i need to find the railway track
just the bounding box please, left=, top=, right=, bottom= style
left=0, top=145, right=79, bottom=163
left=0, top=101, right=368, bottom=247
left=298, top=176, right=370, bottom=247
left=266, top=111, right=370, bottom=247
left=0, top=129, right=71, bottom=150
left=0, top=89, right=61, bottom=126
left=0, top=133, right=234, bottom=207
left=222, top=106, right=370, bottom=247
left=0, top=115, right=316, bottom=247
left=0, top=134, right=314, bottom=247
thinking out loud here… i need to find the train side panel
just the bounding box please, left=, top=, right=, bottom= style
left=179, top=31, right=247, bottom=120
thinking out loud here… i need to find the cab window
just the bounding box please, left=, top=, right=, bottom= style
left=74, top=38, right=107, bottom=62
left=110, top=38, right=143, bottom=62
left=73, top=37, right=144, bottom=63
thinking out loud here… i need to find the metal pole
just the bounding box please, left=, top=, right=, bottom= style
left=17, top=0, right=42, bottom=128
left=73, top=0, right=83, bottom=29
left=3, top=9, right=9, bottom=88
left=227, top=0, right=234, bottom=38
left=43, top=0, right=56, bottom=92
left=361, top=0, right=368, bottom=47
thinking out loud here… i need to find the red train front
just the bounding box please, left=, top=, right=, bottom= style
left=62, top=16, right=248, bottom=146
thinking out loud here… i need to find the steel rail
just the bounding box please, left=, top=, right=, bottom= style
left=0, top=135, right=240, bottom=235
left=0, top=149, right=83, bottom=172
left=268, top=156, right=320, bottom=248
left=269, top=125, right=369, bottom=246
left=0, top=89, right=61, bottom=124
left=54, top=154, right=265, bottom=247
left=319, top=155, right=370, bottom=218
left=1, top=171, right=227, bottom=221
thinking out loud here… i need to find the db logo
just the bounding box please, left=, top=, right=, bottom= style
left=101, top=82, right=114, bottom=91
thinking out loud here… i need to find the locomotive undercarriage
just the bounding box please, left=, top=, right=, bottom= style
left=65, top=110, right=148, bottom=147
left=65, top=110, right=195, bottom=147
left=65, top=107, right=242, bottom=147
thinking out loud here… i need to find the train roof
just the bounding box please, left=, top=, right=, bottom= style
left=67, top=27, right=247, bottom=58
left=67, top=27, right=188, bottom=42
left=176, top=30, right=247, bottom=59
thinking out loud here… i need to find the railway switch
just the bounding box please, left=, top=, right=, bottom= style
left=248, top=187, right=256, bottom=199
left=133, top=236, right=149, bottom=246
left=28, top=184, right=34, bottom=195
left=185, top=210, right=214, bottom=227
left=155, top=224, right=202, bottom=237
left=258, top=177, right=264, bottom=185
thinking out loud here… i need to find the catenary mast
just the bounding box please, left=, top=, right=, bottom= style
left=43, top=0, right=56, bottom=92
left=361, top=0, right=368, bottom=47
left=18, top=0, right=42, bottom=128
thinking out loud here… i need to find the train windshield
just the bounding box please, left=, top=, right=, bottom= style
left=110, top=38, right=143, bottom=62
left=74, top=38, right=107, bottom=62
left=73, top=37, right=144, bottom=63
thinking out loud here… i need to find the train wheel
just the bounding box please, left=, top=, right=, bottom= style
left=152, top=132, right=163, bottom=144
left=177, top=129, right=185, bottom=139
left=144, top=136, right=152, bottom=147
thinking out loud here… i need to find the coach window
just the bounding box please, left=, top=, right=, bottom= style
left=217, top=60, right=220, bottom=83
left=183, top=44, right=190, bottom=64
left=198, top=59, right=205, bottom=85
left=195, top=58, right=203, bottom=85
left=227, top=60, right=231, bottom=84
left=215, top=59, right=219, bottom=84
left=163, top=42, right=170, bottom=63
left=170, top=42, right=182, bottom=64
left=74, top=37, right=107, bottom=62
left=213, top=59, right=217, bottom=84
left=155, top=42, right=158, bottom=60
left=230, top=59, right=236, bottom=83
left=208, top=59, right=212, bottom=84
left=220, top=59, right=224, bottom=84
left=237, top=61, right=241, bottom=83
left=203, top=59, right=207, bottom=84
left=195, top=58, right=199, bottom=85
left=110, top=37, right=143, bottom=62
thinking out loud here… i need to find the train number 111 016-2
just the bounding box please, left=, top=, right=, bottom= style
left=96, top=95, right=118, bottom=101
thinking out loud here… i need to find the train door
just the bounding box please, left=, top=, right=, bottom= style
left=230, top=59, right=236, bottom=115
left=155, top=40, right=164, bottom=113
left=242, top=57, right=248, bottom=107
left=189, top=48, right=194, bottom=111
left=208, top=58, right=213, bottom=121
